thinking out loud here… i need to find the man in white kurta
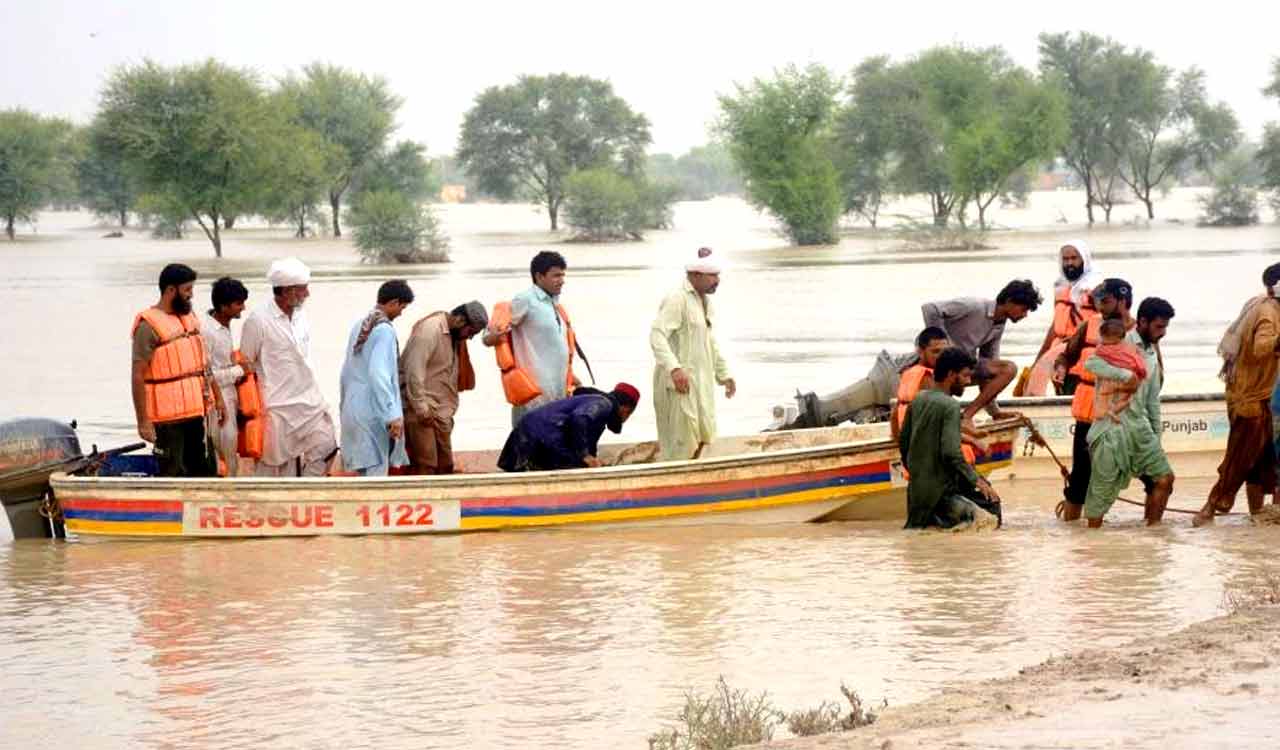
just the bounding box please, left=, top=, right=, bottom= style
left=650, top=247, right=736, bottom=461
left=199, top=277, right=249, bottom=475
left=239, top=258, right=338, bottom=477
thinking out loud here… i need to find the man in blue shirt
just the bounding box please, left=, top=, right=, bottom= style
left=483, top=251, right=579, bottom=426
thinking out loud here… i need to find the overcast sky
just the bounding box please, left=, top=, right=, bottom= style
left=3, top=0, right=1276, bottom=155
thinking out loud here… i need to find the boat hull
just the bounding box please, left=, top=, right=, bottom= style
left=51, top=421, right=1021, bottom=539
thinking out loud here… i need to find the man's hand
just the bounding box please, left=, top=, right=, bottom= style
left=671, top=368, right=691, bottom=394
left=989, top=408, right=1023, bottom=422
left=388, top=418, right=404, bottom=441
left=583, top=455, right=602, bottom=468
left=216, top=404, right=227, bottom=427
left=1052, top=363, right=1067, bottom=386
left=138, top=421, right=156, bottom=444
left=977, top=477, right=1001, bottom=503
left=721, top=377, right=736, bottom=399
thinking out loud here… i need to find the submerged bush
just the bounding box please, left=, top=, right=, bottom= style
left=135, top=192, right=189, bottom=239
left=562, top=168, right=677, bottom=241
left=1199, top=155, right=1261, bottom=227
left=347, top=190, right=449, bottom=263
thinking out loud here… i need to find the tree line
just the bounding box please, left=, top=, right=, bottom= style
left=1, top=33, right=1276, bottom=255
left=718, top=32, right=1265, bottom=245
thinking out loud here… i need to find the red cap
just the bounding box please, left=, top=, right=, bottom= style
left=612, top=382, right=641, bottom=407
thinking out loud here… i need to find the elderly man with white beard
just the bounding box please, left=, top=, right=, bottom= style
left=239, top=257, right=339, bottom=477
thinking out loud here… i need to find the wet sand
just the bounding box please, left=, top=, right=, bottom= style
left=755, top=600, right=1280, bottom=749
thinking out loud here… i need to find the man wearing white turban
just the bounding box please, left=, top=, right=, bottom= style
left=1023, top=240, right=1103, bottom=396
left=650, top=247, right=736, bottom=461
left=239, top=257, right=339, bottom=476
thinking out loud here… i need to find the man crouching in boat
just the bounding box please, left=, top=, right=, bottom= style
left=900, top=348, right=1002, bottom=529
left=497, top=384, right=640, bottom=471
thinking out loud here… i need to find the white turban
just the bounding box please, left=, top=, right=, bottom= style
left=685, top=246, right=722, bottom=274
left=1055, top=239, right=1100, bottom=305
left=267, top=257, right=311, bottom=287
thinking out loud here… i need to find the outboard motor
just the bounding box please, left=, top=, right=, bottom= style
left=0, top=418, right=84, bottom=538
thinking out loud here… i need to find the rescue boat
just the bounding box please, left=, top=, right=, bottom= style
left=48, top=418, right=1023, bottom=539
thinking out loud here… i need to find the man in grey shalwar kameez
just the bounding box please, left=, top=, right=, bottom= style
left=340, top=281, right=415, bottom=476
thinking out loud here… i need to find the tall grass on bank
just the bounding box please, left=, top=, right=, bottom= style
left=648, top=677, right=880, bottom=750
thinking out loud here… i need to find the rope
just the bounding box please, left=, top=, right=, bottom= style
left=1022, top=417, right=1242, bottom=518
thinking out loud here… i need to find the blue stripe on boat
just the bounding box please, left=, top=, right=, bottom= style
left=62, top=509, right=184, bottom=523
left=464, top=449, right=1013, bottom=519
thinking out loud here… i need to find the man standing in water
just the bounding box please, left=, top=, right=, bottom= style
left=921, top=280, right=1041, bottom=427
left=1027, top=240, right=1101, bottom=396
left=339, top=280, right=415, bottom=477
left=1195, top=263, right=1280, bottom=524
left=132, top=263, right=222, bottom=477
left=482, top=251, right=578, bottom=427
left=1054, top=278, right=1135, bottom=521
left=1081, top=298, right=1177, bottom=528
left=650, top=247, right=736, bottom=461
left=240, top=258, right=338, bottom=477
left=200, top=277, right=249, bottom=475
left=899, top=347, right=1002, bottom=529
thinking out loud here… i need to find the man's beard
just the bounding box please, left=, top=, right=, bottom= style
left=1062, top=264, right=1083, bottom=281
left=449, top=326, right=463, bottom=343
left=607, top=413, right=624, bottom=434
left=949, top=382, right=966, bottom=397
left=172, top=296, right=192, bottom=315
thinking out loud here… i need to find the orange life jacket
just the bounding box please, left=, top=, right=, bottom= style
left=896, top=364, right=976, bottom=466
left=490, top=300, right=577, bottom=407
left=1052, top=287, right=1097, bottom=340
left=232, top=350, right=264, bottom=459
left=133, top=308, right=209, bottom=425
left=1069, top=316, right=1103, bottom=423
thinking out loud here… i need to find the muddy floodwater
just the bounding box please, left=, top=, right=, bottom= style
left=2, top=191, right=1279, bottom=748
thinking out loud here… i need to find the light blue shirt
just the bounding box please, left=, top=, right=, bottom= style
left=509, top=284, right=571, bottom=411
left=339, top=319, right=410, bottom=473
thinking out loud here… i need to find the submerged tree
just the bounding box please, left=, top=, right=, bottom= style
left=76, top=117, right=139, bottom=227
left=1259, top=59, right=1280, bottom=212
left=457, top=73, right=652, bottom=231
left=352, top=140, right=440, bottom=204
left=0, top=109, right=73, bottom=239
left=719, top=64, right=843, bottom=245
left=97, top=59, right=285, bottom=256
left=278, top=63, right=401, bottom=237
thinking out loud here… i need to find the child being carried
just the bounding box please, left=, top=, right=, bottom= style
left=1092, top=318, right=1147, bottom=421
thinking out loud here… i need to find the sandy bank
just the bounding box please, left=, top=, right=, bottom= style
left=753, top=604, right=1280, bottom=749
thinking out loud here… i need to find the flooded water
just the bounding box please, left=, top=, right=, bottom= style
left=2, top=191, right=1280, bottom=748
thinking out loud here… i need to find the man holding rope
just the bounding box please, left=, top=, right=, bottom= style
left=1079, top=298, right=1177, bottom=528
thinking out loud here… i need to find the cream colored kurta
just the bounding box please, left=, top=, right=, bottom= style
left=650, top=280, right=731, bottom=460
left=200, top=311, right=244, bottom=475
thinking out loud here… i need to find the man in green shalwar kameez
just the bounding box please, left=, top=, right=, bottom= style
left=650, top=247, right=737, bottom=461
left=899, top=348, right=1002, bottom=529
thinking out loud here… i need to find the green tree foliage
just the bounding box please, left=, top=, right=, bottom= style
left=1106, top=61, right=1240, bottom=219
left=257, top=121, right=341, bottom=238
left=347, top=190, right=449, bottom=263
left=718, top=64, right=843, bottom=245
left=562, top=167, right=677, bottom=241
left=457, top=73, right=652, bottom=230
left=278, top=63, right=401, bottom=237
left=97, top=59, right=285, bottom=256
left=136, top=192, right=191, bottom=239
left=647, top=145, right=742, bottom=201
left=76, top=118, right=140, bottom=227
left=833, top=57, right=895, bottom=227
left=0, top=109, right=74, bottom=239
left=353, top=140, right=440, bottom=203
left=1259, top=59, right=1280, bottom=208
left=1198, top=152, right=1260, bottom=226
left=1038, top=32, right=1132, bottom=224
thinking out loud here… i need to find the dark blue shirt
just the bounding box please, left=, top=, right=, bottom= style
left=497, top=391, right=616, bottom=471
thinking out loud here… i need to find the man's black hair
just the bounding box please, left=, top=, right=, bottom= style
left=159, top=263, right=197, bottom=292
left=211, top=277, right=249, bottom=309
left=915, top=326, right=948, bottom=349
left=934, top=347, right=977, bottom=382
left=377, top=279, right=415, bottom=305
left=1097, top=278, right=1134, bottom=308
left=530, top=250, right=567, bottom=282
left=996, top=279, right=1042, bottom=311
left=1136, top=297, right=1175, bottom=323
left=1263, top=263, right=1280, bottom=289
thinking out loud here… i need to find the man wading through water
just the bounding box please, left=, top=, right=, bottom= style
left=900, top=347, right=1002, bottom=529
left=1053, top=278, right=1135, bottom=522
